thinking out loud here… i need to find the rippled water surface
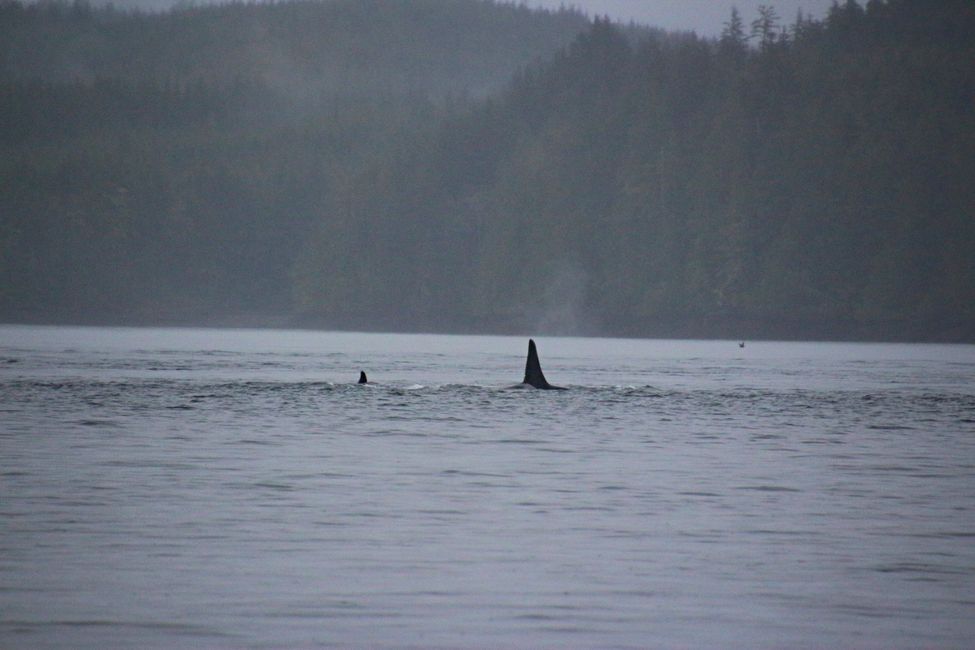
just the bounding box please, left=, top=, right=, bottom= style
left=2, top=326, right=974, bottom=648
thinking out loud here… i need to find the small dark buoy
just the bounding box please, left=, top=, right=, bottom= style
left=358, top=371, right=368, bottom=384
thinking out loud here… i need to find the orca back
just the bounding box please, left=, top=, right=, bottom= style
left=358, top=371, right=368, bottom=384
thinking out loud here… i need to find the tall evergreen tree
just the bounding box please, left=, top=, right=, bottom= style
left=751, top=5, right=781, bottom=51
left=720, top=6, right=748, bottom=55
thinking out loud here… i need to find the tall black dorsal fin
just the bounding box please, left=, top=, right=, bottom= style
left=358, top=371, right=368, bottom=384
left=523, top=339, right=555, bottom=389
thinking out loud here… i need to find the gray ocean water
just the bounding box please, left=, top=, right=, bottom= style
left=2, top=325, right=974, bottom=649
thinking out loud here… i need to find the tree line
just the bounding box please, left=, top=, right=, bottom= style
left=292, top=0, right=975, bottom=340
left=0, top=0, right=588, bottom=326
left=1, top=0, right=972, bottom=340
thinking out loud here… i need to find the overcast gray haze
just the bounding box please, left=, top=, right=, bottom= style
left=99, top=0, right=837, bottom=36
left=529, top=0, right=835, bottom=34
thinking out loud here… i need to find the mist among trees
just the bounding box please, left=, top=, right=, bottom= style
left=1, top=0, right=972, bottom=340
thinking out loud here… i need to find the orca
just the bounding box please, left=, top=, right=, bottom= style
left=358, top=371, right=368, bottom=384
left=519, top=339, right=565, bottom=390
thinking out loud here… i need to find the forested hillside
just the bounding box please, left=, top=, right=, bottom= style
left=2, top=0, right=973, bottom=340
left=0, top=0, right=589, bottom=95
left=0, top=0, right=589, bottom=325
left=293, top=0, right=975, bottom=341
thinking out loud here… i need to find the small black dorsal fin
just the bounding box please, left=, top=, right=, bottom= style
left=358, top=371, right=368, bottom=384
left=523, top=339, right=553, bottom=389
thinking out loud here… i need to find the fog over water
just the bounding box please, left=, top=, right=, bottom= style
left=2, top=326, right=974, bottom=648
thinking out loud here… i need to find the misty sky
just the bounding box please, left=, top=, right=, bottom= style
left=528, top=0, right=837, bottom=35
left=82, top=0, right=842, bottom=35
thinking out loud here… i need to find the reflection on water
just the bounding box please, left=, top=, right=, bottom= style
left=2, top=326, right=974, bottom=648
